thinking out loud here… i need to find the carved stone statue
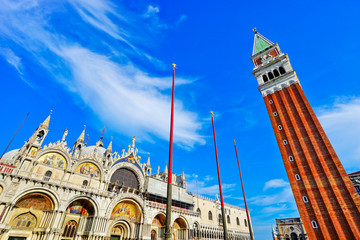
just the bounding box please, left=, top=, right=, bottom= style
left=61, top=128, right=68, bottom=142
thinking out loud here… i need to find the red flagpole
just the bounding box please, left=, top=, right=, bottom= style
left=165, top=63, right=176, bottom=240
left=234, top=140, right=254, bottom=240
left=211, top=111, right=228, bottom=240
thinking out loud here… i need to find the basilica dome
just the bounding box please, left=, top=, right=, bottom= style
left=1, top=149, right=20, bottom=163
left=80, top=145, right=106, bottom=158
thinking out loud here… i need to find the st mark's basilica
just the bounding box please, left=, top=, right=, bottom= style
left=0, top=113, right=252, bottom=240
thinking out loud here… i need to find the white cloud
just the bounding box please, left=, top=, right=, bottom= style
left=249, top=186, right=294, bottom=206
left=0, top=48, right=23, bottom=74
left=0, top=0, right=204, bottom=148
left=317, top=97, right=360, bottom=171
left=145, top=5, right=160, bottom=16
left=263, top=179, right=289, bottom=191
left=0, top=47, right=34, bottom=87
left=176, top=15, right=188, bottom=25
left=186, top=174, right=236, bottom=196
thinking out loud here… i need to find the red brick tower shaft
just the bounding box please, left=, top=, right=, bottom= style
left=251, top=29, right=360, bottom=240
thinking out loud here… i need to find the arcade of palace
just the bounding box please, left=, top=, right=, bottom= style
left=0, top=113, right=252, bottom=240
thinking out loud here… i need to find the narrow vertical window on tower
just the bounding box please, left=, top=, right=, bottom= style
left=269, top=99, right=273, bottom=104
left=283, top=140, right=288, bottom=145
left=278, top=125, right=283, bottom=130
left=295, top=174, right=300, bottom=180
left=311, top=220, right=318, bottom=229
left=303, top=196, right=309, bottom=203
left=289, top=156, right=294, bottom=161
left=273, top=112, right=278, bottom=116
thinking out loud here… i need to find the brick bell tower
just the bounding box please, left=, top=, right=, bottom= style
left=250, top=28, right=360, bottom=239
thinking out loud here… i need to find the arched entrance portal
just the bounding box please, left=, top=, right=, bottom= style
left=152, top=214, right=165, bottom=240
left=7, top=193, right=55, bottom=239
left=173, top=218, right=187, bottom=240
left=63, top=199, right=95, bottom=239
left=110, top=222, right=130, bottom=240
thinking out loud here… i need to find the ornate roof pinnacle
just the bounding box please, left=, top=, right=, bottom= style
left=78, top=125, right=86, bottom=142
left=40, top=110, right=52, bottom=129
left=107, top=136, right=113, bottom=152
left=172, top=63, right=176, bottom=69
left=146, top=154, right=151, bottom=167
left=253, top=27, right=257, bottom=33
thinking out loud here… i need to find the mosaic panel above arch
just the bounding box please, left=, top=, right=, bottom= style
left=37, top=152, right=67, bottom=169
left=75, top=162, right=101, bottom=179
left=66, top=199, right=95, bottom=216
left=173, top=218, right=187, bottom=229
left=10, top=212, right=37, bottom=228
left=15, top=193, right=54, bottom=211
left=152, top=214, right=165, bottom=227
left=111, top=201, right=141, bottom=222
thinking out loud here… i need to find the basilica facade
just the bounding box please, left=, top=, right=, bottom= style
left=0, top=113, right=251, bottom=240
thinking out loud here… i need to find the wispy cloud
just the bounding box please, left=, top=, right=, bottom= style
left=317, top=97, right=360, bottom=171
left=0, top=0, right=204, bottom=148
left=0, top=48, right=23, bottom=74
left=186, top=173, right=236, bottom=196
left=263, top=179, right=289, bottom=191
left=0, top=47, right=33, bottom=87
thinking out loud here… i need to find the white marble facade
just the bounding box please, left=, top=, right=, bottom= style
left=0, top=114, right=251, bottom=240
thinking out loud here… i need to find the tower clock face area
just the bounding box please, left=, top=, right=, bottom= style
left=253, top=48, right=280, bottom=66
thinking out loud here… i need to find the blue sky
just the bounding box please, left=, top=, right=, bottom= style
left=1, top=0, right=360, bottom=239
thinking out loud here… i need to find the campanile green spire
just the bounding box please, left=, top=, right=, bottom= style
left=252, top=28, right=274, bottom=55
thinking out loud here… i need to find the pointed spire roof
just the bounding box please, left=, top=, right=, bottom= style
left=164, top=165, right=168, bottom=174
left=40, top=110, right=52, bottom=129
left=182, top=170, right=185, bottom=180
left=252, top=28, right=274, bottom=55
left=107, top=137, right=113, bottom=152
left=77, top=125, right=86, bottom=143
left=146, top=154, right=151, bottom=167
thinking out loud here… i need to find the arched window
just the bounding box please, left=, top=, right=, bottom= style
left=227, top=215, right=231, bottom=224
left=274, top=69, right=280, bottom=77
left=208, top=211, right=213, bottom=220
left=43, top=170, right=52, bottom=181
left=262, top=75, right=268, bottom=83
left=218, top=214, right=222, bottom=224
left=290, top=232, right=298, bottom=240
left=244, top=219, right=248, bottom=227
left=196, top=208, right=201, bottom=217
left=62, top=220, right=78, bottom=238
left=279, top=67, right=286, bottom=74
left=268, top=72, right=274, bottom=80
left=236, top=217, right=240, bottom=225
left=82, top=180, right=88, bottom=187
left=109, top=168, right=139, bottom=190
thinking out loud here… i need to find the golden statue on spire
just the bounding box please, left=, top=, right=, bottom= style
left=253, top=27, right=257, bottom=33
